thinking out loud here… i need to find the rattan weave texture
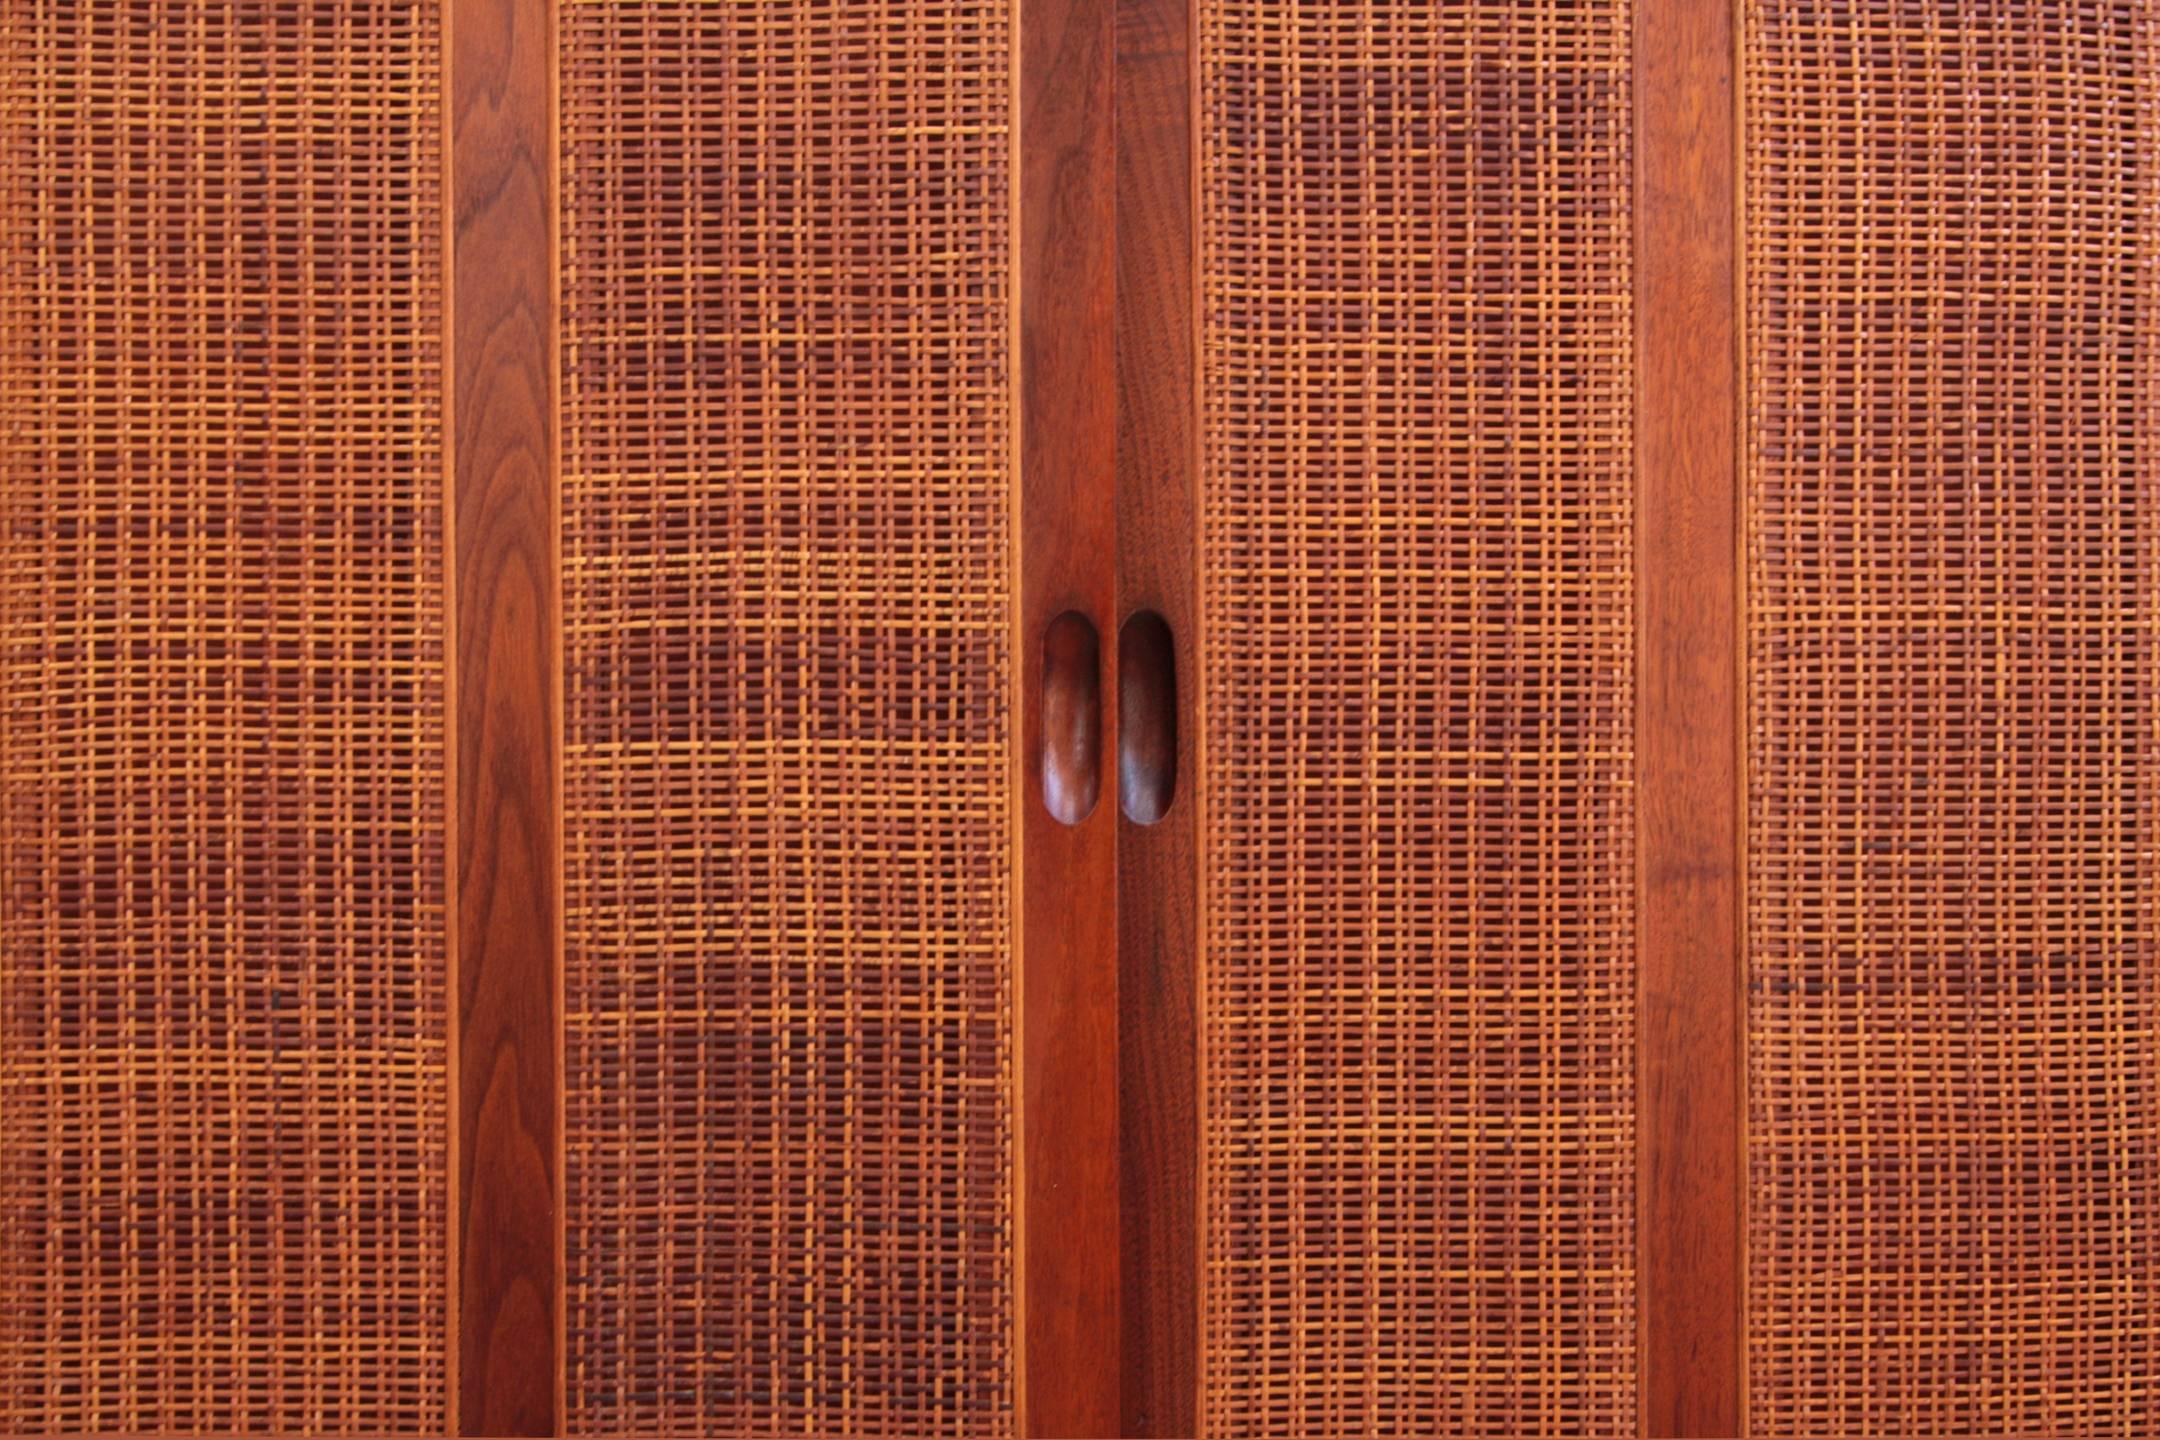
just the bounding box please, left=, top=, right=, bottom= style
left=1199, top=4, right=1638, bottom=1434
left=1746, top=4, right=2160, bottom=1432
left=558, top=3, right=1016, bottom=1433
left=0, top=1, right=449, bottom=1432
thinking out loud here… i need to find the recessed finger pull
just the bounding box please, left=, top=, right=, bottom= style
left=1041, top=610, right=1102, bottom=825
left=1118, top=610, right=1176, bottom=824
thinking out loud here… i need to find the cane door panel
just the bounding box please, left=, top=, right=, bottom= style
left=1744, top=5, right=2160, bottom=1432
left=556, top=3, right=1019, bottom=1434
left=1196, top=2, right=1641, bottom=1434
left=0, top=1, right=451, bottom=1430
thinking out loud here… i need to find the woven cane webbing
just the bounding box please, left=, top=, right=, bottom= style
left=0, top=1, right=449, bottom=1433
left=557, top=4, right=1015, bottom=1433
left=1198, top=4, right=1638, bottom=1434
left=1746, top=5, right=2160, bottom=1432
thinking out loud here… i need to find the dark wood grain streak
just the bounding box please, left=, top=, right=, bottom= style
left=1020, top=0, right=1120, bottom=1429
left=451, top=0, right=560, bottom=1432
left=1635, top=0, right=1744, bottom=1432
left=1113, top=0, right=1199, bottom=1430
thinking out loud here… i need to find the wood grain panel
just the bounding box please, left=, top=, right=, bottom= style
left=1115, top=0, right=1200, bottom=1430
left=1635, top=0, right=1743, bottom=1429
left=450, top=0, right=560, bottom=1431
left=1020, top=0, right=1120, bottom=1429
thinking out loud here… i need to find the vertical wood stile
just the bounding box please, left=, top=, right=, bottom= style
left=450, top=0, right=561, bottom=1431
left=1635, top=0, right=1744, bottom=1428
left=1115, top=0, right=1201, bottom=1429
left=1020, top=0, right=1121, bottom=1430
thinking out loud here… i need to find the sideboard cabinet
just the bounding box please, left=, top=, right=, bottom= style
left=2, top=1, right=2155, bottom=1435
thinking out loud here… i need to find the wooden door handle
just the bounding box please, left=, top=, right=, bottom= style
left=1118, top=610, right=1177, bottom=824
left=1041, top=610, right=1102, bottom=825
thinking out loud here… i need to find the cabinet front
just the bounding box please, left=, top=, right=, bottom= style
left=0, top=1, right=2156, bottom=1436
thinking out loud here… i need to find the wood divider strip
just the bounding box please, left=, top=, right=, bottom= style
left=1019, top=0, right=1121, bottom=1430
left=450, top=0, right=562, bottom=1431
left=1115, top=0, right=1201, bottom=1430
left=1635, top=0, right=1745, bottom=1429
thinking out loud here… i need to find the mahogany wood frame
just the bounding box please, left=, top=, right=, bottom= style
left=450, top=0, right=561, bottom=1432
left=1114, top=0, right=1201, bottom=1431
left=1636, top=0, right=1745, bottom=1431
left=1018, top=0, right=1123, bottom=1431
